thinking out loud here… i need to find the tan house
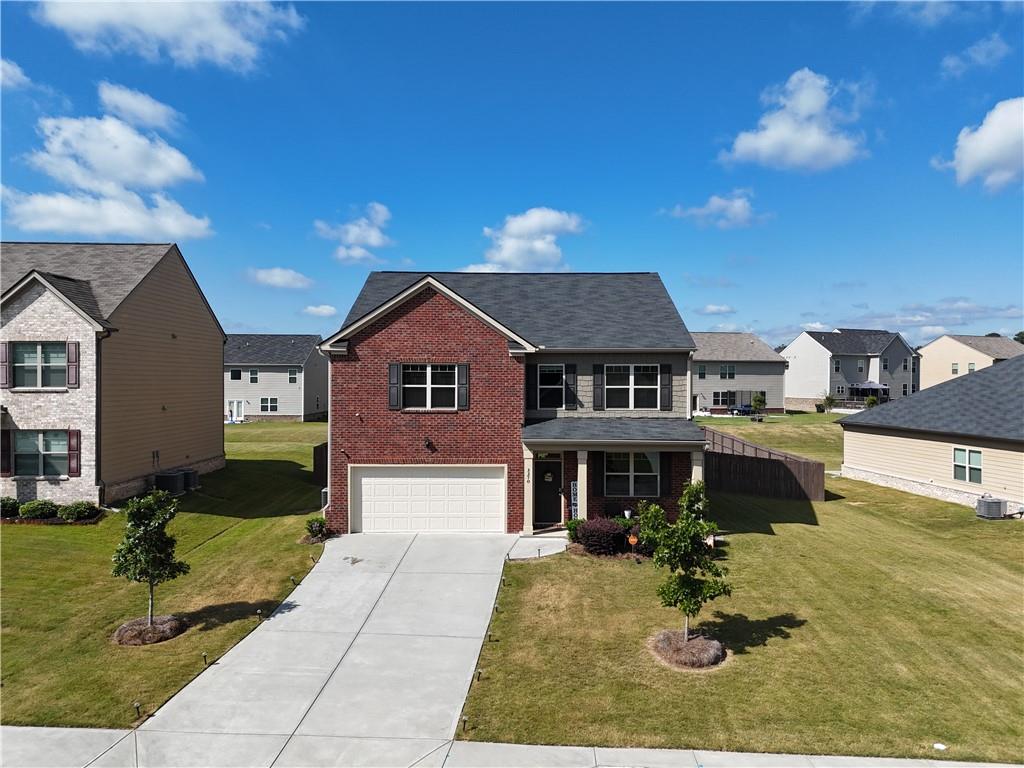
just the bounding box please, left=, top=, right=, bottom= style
left=1, top=242, right=226, bottom=505
left=918, top=334, right=1024, bottom=390
left=840, top=355, right=1023, bottom=515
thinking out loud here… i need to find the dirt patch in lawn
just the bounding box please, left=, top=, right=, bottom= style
left=648, top=629, right=726, bottom=670
left=113, top=615, right=189, bottom=646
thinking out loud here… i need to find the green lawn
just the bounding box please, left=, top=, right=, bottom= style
left=0, top=422, right=327, bottom=728
left=697, top=412, right=844, bottom=469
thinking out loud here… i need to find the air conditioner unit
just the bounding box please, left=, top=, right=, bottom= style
left=976, top=496, right=1007, bottom=520
left=154, top=471, right=186, bottom=496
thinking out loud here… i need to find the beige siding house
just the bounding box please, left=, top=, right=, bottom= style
left=918, top=334, right=1024, bottom=390
left=840, top=355, right=1023, bottom=515
left=1, top=242, right=225, bottom=505
left=690, top=332, right=786, bottom=413
left=224, top=334, right=328, bottom=422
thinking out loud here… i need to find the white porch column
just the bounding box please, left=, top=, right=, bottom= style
left=691, top=449, right=704, bottom=483
left=522, top=445, right=534, bottom=535
left=576, top=450, right=588, bottom=521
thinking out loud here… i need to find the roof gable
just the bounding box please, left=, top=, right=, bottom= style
left=805, top=328, right=903, bottom=356
left=940, top=335, right=1024, bottom=360
left=225, top=334, right=323, bottom=365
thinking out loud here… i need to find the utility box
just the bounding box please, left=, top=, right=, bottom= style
left=976, top=496, right=1008, bottom=520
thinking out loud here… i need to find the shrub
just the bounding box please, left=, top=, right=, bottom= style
left=305, top=517, right=328, bottom=539
left=751, top=392, right=766, bottom=413
left=629, top=524, right=656, bottom=557
left=577, top=517, right=625, bottom=556
left=865, top=395, right=879, bottom=408
left=1, top=497, right=20, bottom=518
left=18, top=499, right=60, bottom=519
left=565, top=518, right=584, bottom=542
left=59, top=501, right=100, bottom=522
left=611, top=516, right=633, bottom=532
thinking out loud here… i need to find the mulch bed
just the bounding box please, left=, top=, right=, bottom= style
left=648, top=629, right=726, bottom=670
left=113, top=615, right=189, bottom=646
left=566, top=542, right=650, bottom=560
left=0, top=511, right=106, bottom=526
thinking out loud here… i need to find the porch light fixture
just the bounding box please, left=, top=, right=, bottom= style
left=424, top=437, right=436, bottom=451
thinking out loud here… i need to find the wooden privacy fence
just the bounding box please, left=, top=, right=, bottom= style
left=703, top=427, right=825, bottom=501
left=312, top=442, right=328, bottom=487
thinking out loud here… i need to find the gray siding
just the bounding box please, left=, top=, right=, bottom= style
left=829, top=341, right=919, bottom=398
left=224, top=365, right=306, bottom=417
left=692, top=360, right=786, bottom=410
left=302, top=348, right=329, bottom=418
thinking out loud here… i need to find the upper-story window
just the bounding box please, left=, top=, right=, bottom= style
left=903, top=358, right=909, bottom=371
left=249, top=369, right=259, bottom=383
left=719, top=364, right=736, bottom=380
left=951, top=362, right=959, bottom=375
left=229, top=369, right=242, bottom=381
left=882, top=357, right=889, bottom=371
left=537, top=364, right=565, bottom=409
left=14, top=430, right=68, bottom=476
left=402, top=364, right=456, bottom=409
left=605, top=364, right=659, bottom=409
left=857, top=359, right=865, bottom=373
left=12, top=342, right=67, bottom=388
left=288, top=368, right=298, bottom=384
left=902, top=383, right=909, bottom=396
left=833, top=359, right=841, bottom=373
left=912, top=358, right=918, bottom=373
left=697, top=364, right=706, bottom=380
left=968, top=362, right=976, bottom=373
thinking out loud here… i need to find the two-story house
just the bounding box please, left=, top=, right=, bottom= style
left=319, top=272, right=705, bottom=535
left=782, top=328, right=919, bottom=411
left=224, top=334, right=328, bottom=422
left=690, top=332, right=786, bottom=414
left=1, top=242, right=225, bottom=505
left=918, top=334, right=1024, bottom=390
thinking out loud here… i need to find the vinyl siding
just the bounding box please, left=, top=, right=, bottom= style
left=224, top=365, right=304, bottom=417
left=100, top=250, right=224, bottom=485
left=843, top=427, right=1023, bottom=503
left=691, top=360, right=785, bottom=411
left=919, top=336, right=997, bottom=390
left=302, top=348, right=329, bottom=417
left=781, top=332, right=830, bottom=399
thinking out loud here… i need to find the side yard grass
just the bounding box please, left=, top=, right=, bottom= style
left=697, top=412, right=843, bottom=469
left=0, top=422, right=327, bottom=728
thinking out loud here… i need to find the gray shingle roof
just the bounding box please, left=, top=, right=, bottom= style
left=522, top=417, right=706, bottom=443
left=943, top=335, right=1024, bottom=361
left=1, top=242, right=175, bottom=322
left=225, top=334, right=323, bottom=365
left=342, top=272, right=695, bottom=350
left=839, top=355, right=1024, bottom=443
left=692, top=332, right=785, bottom=362
left=806, top=328, right=900, bottom=355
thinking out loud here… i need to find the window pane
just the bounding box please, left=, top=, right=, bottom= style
left=270, top=400, right=278, bottom=412
left=605, top=365, right=629, bottom=386
left=431, top=387, right=456, bottom=408
left=634, top=475, right=659, bottom=497
left=634, top=389, right=658, bottom=409
left=634, top=366, right=659, bottom=387
left=403, top=365, right=427, bottom=385
left=953, top=448, right=966, bottom=465
left=13, top=366, right=37, bottom=387
left=41, top=343, right=67, bottom=364
left=606, top=388, right=630, bottom=408
left=968, top=467, right=982, bottom=484
left=14, top=432, right=39, bottom=452
left=606, top=453, right=630, bottom=473
left=12, top=343, right=38, bottom=364
left=41, top=366, right=67, bottom=387
left=538, top=387, right=564, bottom=409
left=605, top=475, right=630, bottom=496
left=953, top=464, right=966, bottom=481
left=43, top=431, right=68, bottom=452
left=230, top=369, right=241, bottom=380
left=43, top=455, right=69, bottom=476
left=633, top=452, right=660, bottom=474
left=968, top=451, right=982, bottom=467
left=538, top=366, right=563, bottom=386
left=402, top=386, right=427, bottom=408
left=431, top=365, right=456, bottom=385
left=14, top=455, right=39, bottom=476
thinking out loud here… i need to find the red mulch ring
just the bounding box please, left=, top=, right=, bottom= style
left=649, top=629, right=726, bottom=669
left=113, top=615, right=189, bottom=646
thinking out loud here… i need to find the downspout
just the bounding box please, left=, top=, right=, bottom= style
left=687, top=350, right=694, bottom=419
left=315, top=345, right=332, bottom=517
left=95, top=328, right=114, bottom=505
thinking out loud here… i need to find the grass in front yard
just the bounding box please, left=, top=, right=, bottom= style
left=697, top=412, right=843, bottom=469
left=463, top=477, right=1024, bottom=763
left=0, top=422, right=327, bottom=728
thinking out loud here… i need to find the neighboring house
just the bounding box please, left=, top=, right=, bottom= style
left=690, top=332, right=786, bottom=414
left=224, top=334, right=327, bottom=422
left=319, top=271, right=705, bottom=535
left=840, top=355, right=1023, bottom=515
left=1, top=242, right=225, bottom=505
left=918, top=334, right=1024, bottom=390
left=782, top=328, right=919, bottom=411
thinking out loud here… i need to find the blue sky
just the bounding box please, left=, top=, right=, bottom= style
left=2, top=1, right=1022, bottom=346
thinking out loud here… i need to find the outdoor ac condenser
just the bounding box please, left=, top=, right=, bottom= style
left=976, top=496, right=1008, bottom=520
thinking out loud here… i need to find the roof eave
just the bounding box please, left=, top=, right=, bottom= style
left=1, top=271, right=111, bottom=331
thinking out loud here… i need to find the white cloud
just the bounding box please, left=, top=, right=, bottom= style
left=933, top=97, right=1024, bottom=192
left=303, top=304, right=337, bottom=317
left=35, top=1, right=304, bottom=73
left=248, top=267, right=312, bottom=289
left=668, top=189, right=766, bottom=229
left=720, top=68, right=867, bottom=172
left=315, top=202, right=394, bottom=264
left=465, top=207, right=584, bottom=272
left=98, top=82, right=181, bottom=130
left=1, top=59, right=31, bottom=89
left=801, top=321, right=830, bottom=332
left=941, top=33, right=1011, bottom=79
left=696, top=304, right=736, bottom=316
left=892, top=1, right=960, bottom=27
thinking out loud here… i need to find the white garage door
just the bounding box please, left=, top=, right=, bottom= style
left=352, top=465, right=506, bottom=533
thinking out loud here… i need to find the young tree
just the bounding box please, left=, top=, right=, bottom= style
left=751, top=392, right=766, bottom=413
left=865, top=395, right=879, bottom=408
left=112, top=491, right=190, bottom=626
left=639, top=483, right=731, bottom=643
left=1015, top=330, right=1024, bottom=345
left=821, top=392, right=837, bottom=413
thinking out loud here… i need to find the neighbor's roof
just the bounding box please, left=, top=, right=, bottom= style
left=522, top=417, right=706, bottom=444
left=941, top=335, right=1024, bottom=360
left=1, top=242, right=176, bottom=324
left=225, top=334, right=323, bottom=365
left=341, top=272, right=695, bottom=350
left=805, top=328, right=905, bottom=356
left=692, top=332, right=785, bottom=362
left=839, top=355, right=1024, bottom=443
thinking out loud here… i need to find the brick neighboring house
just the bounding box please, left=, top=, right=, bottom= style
left=320, top=272, right=705, bottom=535
left=782, top=328, right=920, bottom=412
left=224, top=334, right=328, bottom=422
left=690, top=332, right=786, bottom=414
left=1, top=242, right=226, bottom=505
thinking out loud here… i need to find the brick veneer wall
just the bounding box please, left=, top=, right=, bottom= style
left=587, top=450, right=693, bottom=519
left=326, top=288, right=525, bottom=534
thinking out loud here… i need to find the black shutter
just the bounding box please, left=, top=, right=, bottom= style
left=388, top=363, right=401, bottom=410
left=525, top=364, right=538, bottom=410
left=68, top=430, right=81, bottom=477
left=0, top=430, right=10, bottom=477
left=67, top=342, right=80, bottom=388
left=660, top=452, right=673, bottom=498
left=592, top=364, right=605, bottom=410
left=457, top=364, right=469, bottom=410
left=0, top=342, right=8, bottom=388
left=592, top=450, right=604, bottom=496
left=660, top=363, right=672, bottom=411
left=564, top=364, right=577, bottom=410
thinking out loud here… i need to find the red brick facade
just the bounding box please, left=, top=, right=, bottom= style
left=326, top=288, right=525, bottom=534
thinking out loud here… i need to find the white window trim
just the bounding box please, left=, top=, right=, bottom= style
left=605, top=363, right=660, bottom=410
left=229, top=368, right=242, bottom=381
left=260, top=397, right=278, bottom=413
left=288, top=368, right=298, bottom=384
left=834, top=359, right=841, bottom=373
left=882, top=357, right=889, bottom=371
left=857, top=359, right=865, bottom=373
left=537, top=363, right=565, bottom=410
left=836, top=385, right=845, bottom=394
left=402, top=363, right=458, bottom=411
left=13, top=430, right=69, bottom=478
left=712, top=390, right=737, bottom=407
left=951, top=362, right=959, bottom=375
left=11, top=341, right=68, bottom=390
left=249, top=368, right=259, bottom=384
left=718, top=364, right=736, bottom=380
left=902, top=383, right=909, bottom=396
left=952, top=447, right=982, bottom=485
left=605, top=452, right=661, bottom=498
left=967, top=362, right=975, bottom=373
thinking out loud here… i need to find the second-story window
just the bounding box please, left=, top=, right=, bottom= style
left=402, top=364, right=456, bottom=409
left=968, top=362, right=976, bottom=373
left=605, top=364, right=659, bottom=409
left=697, top=364, right=706, bottom=380
left=719, top=364, right=735, bottom=380
left=882, top=357, right=889, bottom=371
left=288, top=368, right=298, bottom=384
left=903, top=358, right=909, bottom=371
left=951, top=362, right=959, bottom=375
left=833, top=359, right=841, bottom=373
left=857, top=359, right=865, bottom=373
left=537, top=364, right=564, bottom=409
left=12, top=342, right=67, bottom=388
left=230, top=369, right=242, bottom=381
left=249, top=369, right=259, bottom=383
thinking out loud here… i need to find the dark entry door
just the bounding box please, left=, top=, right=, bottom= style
left=534, top=460, right=563, bottom=528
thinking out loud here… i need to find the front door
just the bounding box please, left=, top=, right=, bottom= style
left=533, top=459, right=562, bottom=528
